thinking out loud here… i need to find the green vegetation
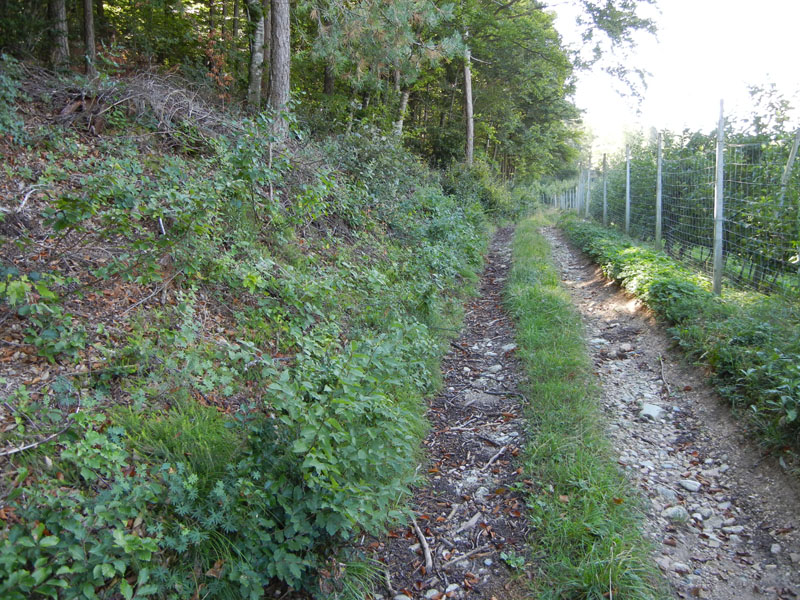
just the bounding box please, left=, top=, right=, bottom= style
left=0, top=61, right=491, bottom=598
left=561, top=215, right=800, bottom=461
left=507, top=214, right=664, bottom=600
left=586, top=86, right=800, bottom=296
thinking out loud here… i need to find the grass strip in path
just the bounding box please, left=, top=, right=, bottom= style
left=506, top=215, right=666, bottom=599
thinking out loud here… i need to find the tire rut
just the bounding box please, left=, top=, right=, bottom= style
left=543, top=226, right=800, bottom=600
left=371, top=227, right=531, bottom=600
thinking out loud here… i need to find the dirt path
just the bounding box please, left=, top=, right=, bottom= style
left=543, top=226, right=800, bottom=600
left=372, top=227, right=530, bottom=600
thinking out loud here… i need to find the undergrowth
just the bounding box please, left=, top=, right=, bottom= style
left=507, top=214, right=665, bottom=599
left=0, top=65, right=493, bottom=599
left=560, top=214, right=800, bottom=464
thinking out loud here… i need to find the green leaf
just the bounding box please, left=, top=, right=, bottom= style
left=39, top=535, right=60, bottom=548
left=120, top=579, right=134, bottom=600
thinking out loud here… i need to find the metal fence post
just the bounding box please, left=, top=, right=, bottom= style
left=602, top=154, right=608, bottom=226
left=586, top=163, right=592, bottom=218
left=577, top=164, right=584, bottom=215
left=712, top=101, right=725, bottom=296
left=655, top=133, right=663, bottom=249
left=625, top=145, right=631, bottom=234
left=778, top=128, right=800, bottom=207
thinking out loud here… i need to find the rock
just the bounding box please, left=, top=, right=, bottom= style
left=663, top=505, right=690, bottom=522
left=619, top=342, right=634, bottom=353
left=640, top=403, right=664, bottom=420
left=770, top=543, right=781, bottom=555
left=394, top=595, right=412, bottom=600
left=589, top=337, right=608, bottom=347
left=673, top=562, right=691, bottom=574
left=705, top=516, right=724, bottom=529
left=474, top=486, right=490, bottom=503
left=483, top=558, right=493, bottom=567
left=722, top=525, right=744, bottom=534
left=424, top=590, right=441, bottom=599
left=486, top=364, right=502, bottom=374
left=656, top=486, right=678, bottom=501
left=789, top=552, right=800, bottom=564
left=445, top=583, right=461, bottom=594
left=501, top=343, right=517, bottom=353
left=679, top=479, right=702, bottom=492
left=699, top=507, right=713, bottom=519
left=656, top=556, right=671, bottom=571
left=717, top=501, right=732, bottom=511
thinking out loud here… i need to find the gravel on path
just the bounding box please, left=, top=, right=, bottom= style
left=544, top=226, right=800, bottom=600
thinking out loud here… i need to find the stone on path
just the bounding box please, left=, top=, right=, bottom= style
left=639, top=403, right=664, bottom=420
left=679, top=479, right=702, bottom=493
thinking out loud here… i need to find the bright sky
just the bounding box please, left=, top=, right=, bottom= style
left=553, top=0, right=800, bottom=157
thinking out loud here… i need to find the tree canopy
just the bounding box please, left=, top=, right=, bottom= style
left=0, top=0, right=656, bottom=178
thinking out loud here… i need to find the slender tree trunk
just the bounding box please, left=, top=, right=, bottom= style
left=394, top=89, right=410, bottom=136
left=49, top=0, right=70, bottom=69
left=393, top=69, right=401, bottom=93
left=208, top=0, right=215, bottom=31
left=232, top=0, right=240, bottom=38
left=83, top=0, right=96, bottom=76
left=463, top=44, right=474, bottom=166
left=261, top=0, right=271, bottom=102
left=246, top=0, right=265, bottom=109
left=94, top=0, right=106, bottom=39
left=268, top=0, right=290, bottom=138
left=323, top=64, right=334, bottom=95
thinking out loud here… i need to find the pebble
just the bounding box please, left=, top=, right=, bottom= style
left=663, top=505, right=690, bottom=522
left=486, top=364, right=502, bottom=374
left=656, top=486, right=678, bottom=501
left=770, top=543, right=781, bottom=555
left=483, top=558, right=493, bottom=567
left=790, top=552, right=800, bottom=564
left=501, top=343, right=517, bottom=353
left=722, top=525, right=744, bottom=534
left=673, top=562, right=691, bottom=574
left=394, top=595, right=412, bottom=600
left=639, top=403, right=664, bottom=420
left=679, top=479, right=702, bottom=492
left=445, top=583, right=461, bottom=594
left=424, top=590, right=440, bottom=599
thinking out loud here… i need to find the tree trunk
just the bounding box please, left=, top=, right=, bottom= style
left=232, top=0, right=239, bottom=39
left=323, top=64, right=334, bottom=95
left=246, top=0, right=265, bottom=109
left=260, top=0, right=271, bottom=102
left=94, top=0, right=106, bottom=39
left=83, top=0, right=96, bottom=76
left=49, top=0, right=70, bottom=69
left=463, top=44, right=474, bottom=167
left=208, top=0, right=215, bottom=31
left=268, top=0, right=290, bottom=138
left=394, top=89, right=410, bottom=137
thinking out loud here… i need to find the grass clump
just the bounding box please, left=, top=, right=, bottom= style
left=507, top=214, right=665, bottom=600
left=560, top=214, right=800, bottom=459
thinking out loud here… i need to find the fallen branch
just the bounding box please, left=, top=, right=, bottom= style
left=440, top=543, right=492, bottom=570
left=659, top=356, right=672, bottom=397
left=481, top=445, right=508, bottom=471
left=412, top=519, right=433, bottom=574
left=115, top=270, right=181, bottom=318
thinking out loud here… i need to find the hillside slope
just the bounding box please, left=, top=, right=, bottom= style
left=0, top=65, right=491, bottom=599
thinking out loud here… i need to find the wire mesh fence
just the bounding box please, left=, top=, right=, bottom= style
left=543, top=126, right=800, bottom=299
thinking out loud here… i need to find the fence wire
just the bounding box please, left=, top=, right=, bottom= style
left=543, top=131, right=800, bottom=299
